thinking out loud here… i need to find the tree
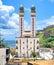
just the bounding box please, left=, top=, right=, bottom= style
left=43, top=43, right=52, bottom=48
left=15, top=52, right=18, bottom=57
left=10, top=50, right=16, bottom=56
left=30, top=51, right=40, bottom=61
left=0, top=31, right=8, bottom=48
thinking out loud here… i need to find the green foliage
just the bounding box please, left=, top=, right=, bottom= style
left=36, top=32, right=40, bottom=36
left=43, top=43, right=52, bottom=48
left=43, top=26, right=54, bottom=38
left=31, top=51, right=36, bottom=57
left=36, top=28, right=54, bottom=48
left=36, top=32, right=43, bottom=38
left=31, top=51, right=40, bottom=61
left=46, top=27, right=54, bottom=31
left=0, top=32, right=8, bottom=48
left=15, top=52, right=18, bottom=57
left=39, top=38, right=45, bottom=44
left=31, top=51, right=40, bottom=57
left=0, top=43, right=7, bottom=48
left=10, top=50, right=16, bottom=56
left=46, top=37, right=54, bottom=42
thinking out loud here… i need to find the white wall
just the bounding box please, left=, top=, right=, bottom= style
left=16, top=38, right=39, bottom=58
left=0, top=48, right=6, bottom=65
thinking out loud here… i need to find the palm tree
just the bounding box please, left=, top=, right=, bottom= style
left=31, top=51, right=40, bottom=61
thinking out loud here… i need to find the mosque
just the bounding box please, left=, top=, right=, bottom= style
left=16, top=5, right=39, bottom=58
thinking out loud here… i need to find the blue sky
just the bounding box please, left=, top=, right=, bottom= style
left=0, top=0, right=54, bottom=40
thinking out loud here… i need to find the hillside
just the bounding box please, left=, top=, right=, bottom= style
left=43, top=26, right=54, bottom=38
left=36, top=25, right=54, bottom=48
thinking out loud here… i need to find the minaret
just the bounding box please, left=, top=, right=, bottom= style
left=31, top=5, right=36, bottom=37
left=19, top=5, right=24, bottom=37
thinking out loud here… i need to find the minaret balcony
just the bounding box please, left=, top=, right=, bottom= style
left=19, top=13, right=24, bottom=16
left=30, top=13, right=36, bottom=16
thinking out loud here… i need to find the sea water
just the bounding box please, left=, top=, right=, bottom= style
left=5, top=40, right=16, bottom=47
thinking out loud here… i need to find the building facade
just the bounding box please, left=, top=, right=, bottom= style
left=0, top=48, right=10, bottom=65
left=16, top=5, right=39, bottom=58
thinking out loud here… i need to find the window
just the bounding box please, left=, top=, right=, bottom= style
left=37, top=40, right=39, bottom=43
left=34, top=39, right=35, bottom=44
left=23, top=47, right=25, bottom=49
left=16, top=46, right=18, bottom=49
left=27, top=46, right=28, bottom=48
left=20, top=39, right=21, bottom=44
left=30, top=47, right=32, bottom=49
left=16, top=40, right=18, bottom=43
left=27, top=39, right=28, bottom=43
left=30, top=42, right=32, bottom=43
left=23, top=42, right=24, bottom=44
left=37, top=46, right=39, bottom=49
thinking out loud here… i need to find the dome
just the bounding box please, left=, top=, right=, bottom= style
left=20, top=5, right=24, bottom=9
left=24, top=29, right=31, bottom=32
left=20, top=5, right=24, bottom=13
left=31, top=5, right=36, bottom=13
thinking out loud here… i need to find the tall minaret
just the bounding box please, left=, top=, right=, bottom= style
left=19, top=5, right=24, bottom=37
left=31, top=5, right=36, bottom=37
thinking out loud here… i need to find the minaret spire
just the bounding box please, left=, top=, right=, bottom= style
left=19, top=5, right=24, bottom=37
left=31, top=5, right=36, bottom=37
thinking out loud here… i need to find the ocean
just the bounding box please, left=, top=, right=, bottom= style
left=5, top=40, right=16, bottom=47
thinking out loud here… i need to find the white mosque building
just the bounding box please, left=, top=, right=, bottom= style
left=16, top=5, right=39, bottom=58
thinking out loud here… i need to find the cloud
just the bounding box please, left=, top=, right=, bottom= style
left=36, top=16, right=54, bottom=30
left=0, top=0, right=19, bottom=39
left=0, top=29, right=14, bottom=35
left=0, top=0, right=30, bottom=39
left=0, top=0, right=2, bottom=5
left=8, top=21, right=18, bottom=29
left=0, top=5, right=14, bottom=17
left=0, top=28, right=19, bottom=40
left=0, top=0, right=17, bottom=29
left=1, top=29, right=18, bottom=35
left=0, top=0, right=54, bottom=40
left=7, top=13, right=19, bottom=29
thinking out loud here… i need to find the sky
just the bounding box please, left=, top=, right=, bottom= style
left=0, top=0, right=54, bottom=40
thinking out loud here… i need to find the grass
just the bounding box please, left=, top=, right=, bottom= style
left=46, top=27, right=54, bottom=31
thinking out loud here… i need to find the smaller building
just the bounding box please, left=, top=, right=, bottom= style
left=0, top=48, right=10, bottom=65
left=51, top=48, right=54, bottom=60
left=40, top=48, right=53, bottom=60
